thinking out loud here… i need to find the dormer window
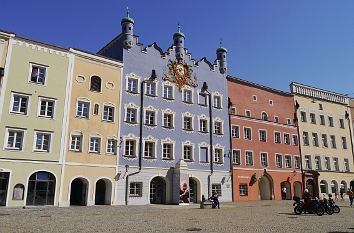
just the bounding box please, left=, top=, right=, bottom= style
left=90, top=76, right=102, bottom=92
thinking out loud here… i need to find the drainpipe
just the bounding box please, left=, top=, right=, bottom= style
left=228, top=97, right=234, bottom=202
left=207, top=89, right=213, bottom=198
left=294, top=100, right=306, bottom=196
left=345, top=110, right=354, bottom=165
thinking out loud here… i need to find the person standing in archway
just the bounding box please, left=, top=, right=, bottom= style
left=282, top=187, right=287, bottom=200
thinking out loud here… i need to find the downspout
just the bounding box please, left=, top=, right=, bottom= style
left=345, top=110, right=354, bottom=164
left=208, top=92, right=213, bottom=198
left=294, top=100, right=306, bottom=195
left=228, top=97, right=234, bottom=202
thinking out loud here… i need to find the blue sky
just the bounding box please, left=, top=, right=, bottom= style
left=2, top=0, right=354, bottom=96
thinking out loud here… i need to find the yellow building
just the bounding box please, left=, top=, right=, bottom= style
left=0, top=30, right=15, bottom=97
left=58, top=49, right=123, bottom=207
left=291, top=82, right=354, bottom=197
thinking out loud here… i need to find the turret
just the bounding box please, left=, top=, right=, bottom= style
left=216, top=40, right=227, bottom=74
left=173, top=24, right=185, bottom=61
left=121, top=7, right=134, bottom=49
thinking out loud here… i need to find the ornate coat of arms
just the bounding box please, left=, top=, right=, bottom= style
left=163, top=60, right=197, bottom=92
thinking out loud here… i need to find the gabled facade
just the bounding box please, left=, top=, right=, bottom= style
left=99, top=11, right=232, bottom=205
left=291, top=82, right=354, bottom=197
left=228, top=77, right=302, bottom=201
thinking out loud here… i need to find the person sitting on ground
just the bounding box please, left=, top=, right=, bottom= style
left=212, top=191, right=220, bottom=209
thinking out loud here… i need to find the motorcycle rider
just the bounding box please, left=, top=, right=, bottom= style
left=304, top=188, right=312, bottom=208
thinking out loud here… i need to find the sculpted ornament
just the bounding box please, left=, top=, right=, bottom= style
left=163, top=60, right=197, bottom=92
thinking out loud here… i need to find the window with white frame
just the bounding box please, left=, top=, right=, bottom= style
left=319, top=115, right=325, bottom=125
left=231, top=125, right=239, bottom=138
left=183, top=116, right=193, bottom=130
left=261, top=112, right=268, bottom=121
left=34, top=132, right=51, bottom=152
left=330, top=135, right=336, bottom=148
left=300, top=111, right=307, bottom=122
left=276, top=154, right=283, bottom=168
left=127, top=78, right=138, bottom=93
left=5, top=128, right=25, bottom=150
left=274, top=132, right=281, bottom=144
left=305, top=155, right=312, bottom=169
left=312, top=133, right=319, bottom=147
left=339, top=118, right=345, bottom=129
left=214, top=148, right=223, bottom=163
left=315, top=156, right=321, bottom=170
left=259, top=130, right=267, bottom=142
left=200, top=146, right=208, bottom=162
left=285, top=155, right=292, bottom=168
left=302, top=131, right=309, bottom=146
left=321, top=134, right=328, bottom=148
left=344, top=159, right=350, bottom=172
left=245, top=151, right=253, bottom=166
left=70, top=134, right=82, bottom=152
left=124, top=139, right=136, bottom=156
left=324, top=157, right=331, bottom=170
left=212, top=184, right=222, bottom=196
left=245, top=110, right=251, bottom=117
left=90, top=76, right=102, bottom=92
left=144, top=141, right=155, bottom=158
left=89, top=137, right=101, bottom=153
left=106, top=139, right=117, bottom=155
left=183, top=145, right=193, bottom=161
left=199, top=119, right=208, bottom=133
left=232, top=149, right=241, bottom=165
left=333, top=157, right=339, bottom=171
left=162, top=143, right=173, bottom=159
left=310, top=113, right=316, bottom=124
left=244, top=127, right=252, bottom=140
left=129, top=182, right=142, bottom=197
left=126, top=108, right=137, bottom=123
left=145, top=111, right=156, bottom=126
left=30, top=64, right=46, bottom=85
left=292, top=135, right=298, bottom=146
left=294, top=156, right=300, bottom=169
left=341, top=137, right=347, bottom=149
left=213, top=95, right=221, bottom=108
left=11, top=93, right=29, bottom=115
left=239, top=184, right=248, bottom=196
left=269, top=99, right=273, bottom=106
left=284, top=133, right=290, bottom=145
left=103, top=106, right=114, bottom=122
left=260, top=152, right=268, bottom=167
left=214, top=121, right=223, bottom=135
left=77, top=101, right=89, bottom=118
left=328, top=116, right=334, bottom=127
left=163, top=113, right=173, bottom=128
left=183, top=89, right=192, bottom=103
left=145, top=82, right=156, bottom=96
left=163, top=85, right=173, bottom=99
left=199, top=93, right=207, bottom=106
left=38, top=98, right=55, bottom=118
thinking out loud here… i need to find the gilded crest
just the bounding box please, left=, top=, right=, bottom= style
left=163, top=60, right=197, bottom=92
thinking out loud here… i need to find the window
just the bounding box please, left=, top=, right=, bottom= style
left=231, top=125, right=239, bottom=138
left=89, top=137, right=101, bottom=153
left=163, top=85, right=173, bottom=99
left=300, top=111, right=307, bottom=122
left=90, top=76, right=101, bottom=92
left=183, top=145, right=193, bottom=161
left=339, top=119, right=345, bottom=129
left=129, top=182, right=142, bottom=197
left=5, top=129, right=24, bottom=150
left=103, top=106, right=114, bottom=122
left=230, top=107, right=236, bottom=115
left=315, top=156, right=321, bottom=170
left=333, top=157, right=339, bottom=171
left=239, top=184, right=248, bottom=196
left=183, top=117, right=193, bottom=130
left=232, top=150, right=241, bottom=165
left=292, top=135, right=298, bottom=146
left=286, top=119, right=292, bottom=125
left=11, top=94, right=29, bottom=115
left=70, top=134, right=82, bottom=152
left=274, top=116, right=279, bottom=123
left=276, top=154, right=283, bottom=168
left=305, top=155, right=312, bottom=169
left=259, top=130, right=267, bottom=142
left=324, top=157, right=331, bottom=170
left=162, top=143, right=173, bottom=159
left=144, top=142, right=155, bottom=158
left=274, top=132, right=281, bottom=144
left=320, top=181, right=328, bottom=194
left=77, top=101, right=89, bottom=118
left=310, top=113, right=316, bottom=124
left=260, top=152, right=268, bottom=167
left=214, top=149, right=223, bottom=163
left=200, top=147, right=208, bottom=162
left=284, top=133, right=290, bottom=145
left=163, top=113, right=173, bottom=128
left=145, top=82, right=156, bottom=96
left=321, top=134, right=328, bottom=148
left=328, top=116, right=334, bottom=127
left=245, top=110, right=251, bottom=117
left=125, top=140, right=136, bottom=156
left=34, top=132, right=51, bottom=152
left=212, top=184, right=222, bottom=196
left=344, top=159, right=350, bottom=172
left=214, top=121, right=222, bottom=135
left=30, top=65, right=46, bottom=85
left=294, top=156, right=300, bottom=169
left=106, top=139, right=117, bottom=155
left=126, top=108, right=137, bottom=123
left=252, top=95, right=257, bottom=101
left=312, top=133, right=319, bottom=147
left=199, top=119, right=208, bottom=133
left=199, top=93, right=207, bottom=106
left=261, top=112, right=268, bottom=121
left=318, top=103, right=323, bottom=110
left=244, top=127, right=252, bottom=140
left=341, top=137, right=347, bottom=149
left=12, top=183, right=24, bottom=201
left=127, top=78, right=138, bottom=93
left=145, top=111, right=155, bottom=126
left=319, top=115, right=325, bottom=125
left=245, top=151, right=253, bottom=166
left=183, top=90, right=192, bottom=103
left=330, top=135, right=336, bottom=149
left=269, top=100, right=273, bottom=106
left=38, top=98, right=55, bottom=118
left=93, top=103, right=99, bottom=115
left=213, top=95, right=221, bottom=108
left=302, top=132, right=309, bottom=146
left=285, top=155, right=292, bottom=168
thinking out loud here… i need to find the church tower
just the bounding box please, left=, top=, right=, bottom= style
left=121, top=7, right=135, bottom=49
left=173, top=24, right=185, bottom=61
left=216, top=40, right=227, bottom=74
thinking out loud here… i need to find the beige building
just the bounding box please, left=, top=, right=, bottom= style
left=0, top=30, right=15, bottom=97
left=58, top=49, right=123, bottom=207
left=291, top=82, right=354, bottom=197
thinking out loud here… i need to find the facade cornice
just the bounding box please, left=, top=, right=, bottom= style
left=70, top=48, right=123, bottom=68
left=230, top=114, right=297, bottom=129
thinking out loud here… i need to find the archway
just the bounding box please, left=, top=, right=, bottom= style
left=150, top=177, right=166, bottom=204
left=350, top=180, right=354, bottom=190
left=259, top=174, right=273, bottom=200
left=331, top=180, right=338, bottom=194
left=280, top=181, right=291, bottom=200
left=340, top=181, right=347, bottom=193
left=70, top=178, right=88, bottom=206
left=293, top=182, right=302, bottom=198
left=26, top=171, right=56, bottom=206
left=306, top=179, right=315, bottom=197
left=189, top=177, right=201, bottom=203
left=95, top=179, right=112, bottom=205
left=0, top=172, right=10, bottom=206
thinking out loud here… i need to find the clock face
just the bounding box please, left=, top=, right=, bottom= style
left=176, top=64, right=185, bottom=76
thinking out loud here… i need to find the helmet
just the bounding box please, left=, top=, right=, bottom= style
left=304, top=189, right=309, bottom=193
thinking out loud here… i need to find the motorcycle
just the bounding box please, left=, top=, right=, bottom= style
left=328, top=198, right=340, bottom=213
left=319, top=198, right=334, bottom=215
left=293, top=196, right=325, bottom=216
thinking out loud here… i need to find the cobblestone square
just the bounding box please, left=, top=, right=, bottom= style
left=0, top=200, right=353, bottom=233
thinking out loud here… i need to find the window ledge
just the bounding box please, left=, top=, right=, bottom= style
left=198, top=104, right=208, bottom=107
left=88, top=151, right=101, bottom=154
left=143, top=156, right=156, bottom=159
left=162, top=97, right=175, bottom=101
left=144, top=124, right=157, bottom=127
left=184, top=159, right=194, bottom=162
left=214, top=162, right=224, bottom=164
left=199, top=131, right=209, bottom=134
left=123, top=155, right=136, bottom=158
left=162, top=126, right=174, bottom=129
left=145, top=94, right=157, bottom=97
left=162, top=158, right=174, bottom=160
left=126, top=90, right=139, bottom=94
left=214, top=133, right=224, bottom=136
left=124, top=121, right=137, bottom=124
left=10, top=112, right=27, bottom=116
left=5, top=148, right=22, bottom=151
left=183, top=128, right=194, bottom=132
left=213, top=107, right=222, bottom=109
left=199, top=161, right=210, bottom=164
left=182, top=101, right=193, bottom=104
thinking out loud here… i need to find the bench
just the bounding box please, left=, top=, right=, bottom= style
left=200, top=200, right=214, bottom=209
